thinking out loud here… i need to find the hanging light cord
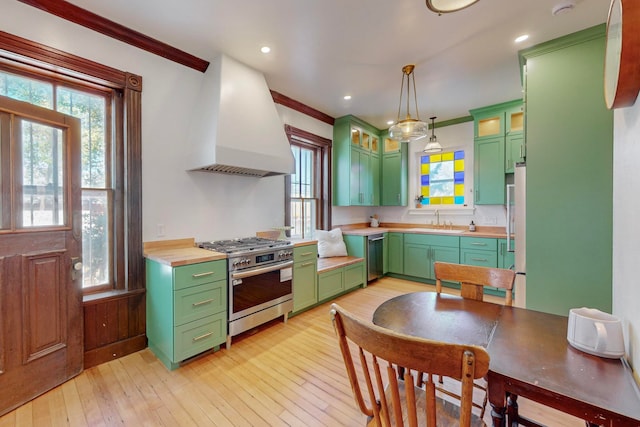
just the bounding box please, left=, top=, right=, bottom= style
left=396, top=64, right=422, bottom=123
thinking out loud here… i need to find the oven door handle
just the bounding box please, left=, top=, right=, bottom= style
left=231, top=261, right=294, bottom=280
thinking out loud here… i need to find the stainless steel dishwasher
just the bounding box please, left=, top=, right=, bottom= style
left=367, top=233, right=385, bottom=281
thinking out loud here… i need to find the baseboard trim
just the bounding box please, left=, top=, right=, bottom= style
left=84, top=334, right=147, bottom=369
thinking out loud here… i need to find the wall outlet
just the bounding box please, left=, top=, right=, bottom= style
left=483, top=216, right=497, bottom=225
left=156, top=223, right=165, bottom=237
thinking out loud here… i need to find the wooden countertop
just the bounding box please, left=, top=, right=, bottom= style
left=143, top=238, right=226, bottom=267
left=341, top=225, right=510, bottom=239
left=290, top=238, right=318, bottom=247
left=317, top=255, right=364, bottom=273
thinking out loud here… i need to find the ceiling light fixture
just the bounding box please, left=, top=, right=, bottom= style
left=343, top=95, right=352, bottom=100
left=423, top=116, right=443, bottom=153
left=260, top=46, right=271, bottom=53
left=515, top=34, right=529, bottom=43
left=388, top=64, right=429, bottom=143
left=426, top=0, right=480, bottom=14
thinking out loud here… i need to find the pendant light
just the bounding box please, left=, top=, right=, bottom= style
left=423, top=116, right=443, bottom=153
left=426, top=0, right=480, bottom=14
left=388, top=64, right=429, bottom=143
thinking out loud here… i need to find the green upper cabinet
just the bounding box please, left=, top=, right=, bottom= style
left=470, top=99, right=523, bottom=205
left=474, top=136, right=505, bottom=205
left=380, top=132, right=408, bottom=206
left=333, top=115, right=382, bottom=206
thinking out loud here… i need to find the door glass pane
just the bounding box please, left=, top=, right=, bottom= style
left=0, top=73, right=53, bottom=108
left=82, top=189, right=111, bottom=287
left=21, top=120, right=65, bottom=227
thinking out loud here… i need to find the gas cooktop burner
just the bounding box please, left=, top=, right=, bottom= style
left=198, top=237, right=292, bottom=254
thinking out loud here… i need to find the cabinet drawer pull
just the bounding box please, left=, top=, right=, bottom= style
left=301, top=252, right=313, bottom=256
left=192, top=331, right=213, bottom=342
left=192, top=271, right=215, bottom=278
left=300, top=262, right=315, bottom=267
left=192, top=298, right=214, bottom=307
left=470, top=242, right=487, bottom=246
left=471, top=257, right=488, bottom=262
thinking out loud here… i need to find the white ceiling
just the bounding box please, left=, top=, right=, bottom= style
left=68, top=0, right=609, bottom=129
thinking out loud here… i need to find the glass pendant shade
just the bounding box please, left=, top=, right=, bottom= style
left=389, top=119, right=429, bottom=142
left=423, top=116, right=443, bottom=152
left=389, top=64, right=429, bottom=143
left=426, top=0, right=480, bottom=14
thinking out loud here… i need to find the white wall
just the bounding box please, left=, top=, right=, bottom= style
left=333, top=120, right=509, bottom=229
left=0, top=1, right=307, bottom=242
left=612, top=103, right=640, bottom=374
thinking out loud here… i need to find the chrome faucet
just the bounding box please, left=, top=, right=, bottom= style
left=435, top=209, right=440, bottom=227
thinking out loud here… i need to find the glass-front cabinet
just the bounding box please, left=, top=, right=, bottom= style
left=470, top=99, right=523, bottom=205
left=333, top=115, right=381, bottom=206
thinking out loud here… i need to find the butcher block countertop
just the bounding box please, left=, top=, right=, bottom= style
left=143, top=238, right=226, bottom=267
left=340, top=224, right=510, bottom=239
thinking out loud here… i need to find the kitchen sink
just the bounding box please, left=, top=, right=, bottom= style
left=402, top=228, right=465, bottom=234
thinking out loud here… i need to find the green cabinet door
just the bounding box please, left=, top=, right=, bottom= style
left=521, top=26, right=612, bottom=315
left=318, top=268, right=344, bottom=300
left=474, top=136, right=505, bottom=204
left=293, top=245, right=318, bottom=313
left=404, top=243, right=430, bottom=279
left=381, top=147, right=408, bottom=206
left=498, top=239, right=515, bottom=270
left=370, top=154, right=380, bottom=206
left=429, top=245, right=460, bottom=278
left=505, top=133, right=524, bottom=173
left=387, top=232, right=404, bottom=274
left=293, top=260, right=317, bottom=312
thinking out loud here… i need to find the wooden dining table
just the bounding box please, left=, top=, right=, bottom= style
left=372, top=292, right=640, bottom=427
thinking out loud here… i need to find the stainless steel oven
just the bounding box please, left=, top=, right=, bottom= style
left=198, top=237, right=294, bottom=347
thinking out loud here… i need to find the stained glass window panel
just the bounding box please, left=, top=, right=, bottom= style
left=418, top=150, right=465, bottom=206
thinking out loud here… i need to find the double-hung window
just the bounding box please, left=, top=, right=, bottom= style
left=285, top=125, right=331, bottom=237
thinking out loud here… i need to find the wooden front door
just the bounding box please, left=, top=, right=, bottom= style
left=0, top=95, right=83, bottom=415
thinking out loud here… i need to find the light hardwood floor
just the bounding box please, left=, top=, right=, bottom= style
left=0, top=277, right=585, bottom=426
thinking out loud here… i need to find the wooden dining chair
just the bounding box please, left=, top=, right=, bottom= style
left=434, top=261, right=516, bottom=306
left=330, top=303, right=490, bottom=427
left=431, top=261, right=516, bottom=418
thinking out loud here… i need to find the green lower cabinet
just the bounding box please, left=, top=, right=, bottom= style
left=404, top=243, right=430, bottom=278
left=403, top=234, right=460, bottom=280
left=317, top=260, right=366, bottom=301
left=293, top=245, right=318, bottom=312
left=460, top=237, right=498, bottom=268
left=318, top=268, right=343, bottom=300
left=344, top=262, right=365, bottom=291
left=498, top=239, right=515, bottom=269
left=429, top=245, right=460, bottom=277
left=146, top=258, right=227, bottom=370
left=387, top=232, right=404, bottom=274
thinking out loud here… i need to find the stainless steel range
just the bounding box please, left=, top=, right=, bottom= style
left=198, top=237, right=294, bottom=347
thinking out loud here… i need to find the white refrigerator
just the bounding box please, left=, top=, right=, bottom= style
left=506, top=163, right=526, bottom=308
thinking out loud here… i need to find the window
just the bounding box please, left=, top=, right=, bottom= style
left=0, top=32, right=143, bottom=294
left=285, top=125, right=331, bottom=237
left=417, top=150, right=466, bottom=206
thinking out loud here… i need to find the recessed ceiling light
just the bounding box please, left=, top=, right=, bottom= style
left=343, top=95, right=352, bottom=100
left=387, top=120, right=395, bottom=125
left=515, top=34, right=529, bottom=43
left=260, top=46, right=271, bottom=54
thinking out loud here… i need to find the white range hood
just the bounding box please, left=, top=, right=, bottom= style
left=188, top=54, right=295, bottom=177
